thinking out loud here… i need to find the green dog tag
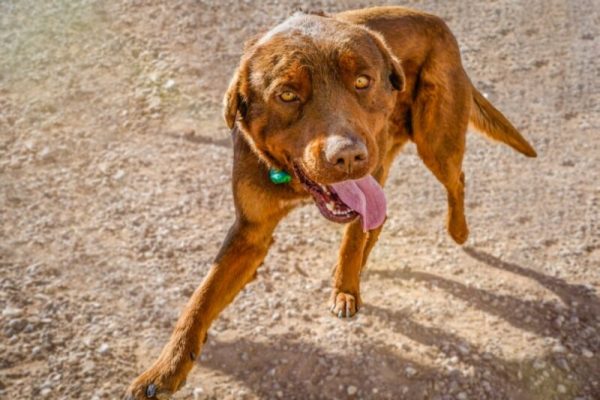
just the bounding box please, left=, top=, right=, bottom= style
left=269, top=168, right=292, bottom=184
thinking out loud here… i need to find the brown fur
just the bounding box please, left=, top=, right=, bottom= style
left=125, top=6, right=535, bottom=399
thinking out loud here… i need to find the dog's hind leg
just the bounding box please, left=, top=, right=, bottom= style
left=412, top=63, right=471, bottom=244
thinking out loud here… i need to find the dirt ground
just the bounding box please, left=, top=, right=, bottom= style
left=1, top=0, right=599, bottom=399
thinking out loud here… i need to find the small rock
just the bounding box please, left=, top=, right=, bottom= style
left=552, top=344, right=566, bottom=353
left=32, top=346, right=42, bottom=357
left=8, top=319, right=26, bottom=333
left=553, top=316, right=564, bottom=328
left=556, top=358, right=570, bottom=371
left=98, top=162, right=110, bottom=174
left=272, top=312, right=281, bottom=321
left=38, top=147, right=54, bottom=162
left=457, top=392, right=468, bottom=400
left=97, top=343, right=110, bottom=355
left=147, top=96, right=161, bottom=112
left=557, top=384, right=567, bottom=394
left=193, top=387, right=204, bottom=399
left=458, top=343, right=470, bottom=356
left=581, top=348, right=593, bottom=358
left=112, top=170, right=125, bottom=181
left=347, top=385, right=357, bottom=396
left=405, top=366, right=417, bottom=377
left=164, top=79, right=176, bottom=90
left=533, top=359, right=545, bottom=370
left=2, top=307, right=23, bottom=318
left=482, top=380, right=492, bottom=392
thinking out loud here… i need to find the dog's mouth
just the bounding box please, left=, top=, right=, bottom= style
left=292, top=163, right=387, bottom=231
left=293, top=164, right=358, bottom=223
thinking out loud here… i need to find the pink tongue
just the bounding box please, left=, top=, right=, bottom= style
left=330, top=175, right=387, bottom=231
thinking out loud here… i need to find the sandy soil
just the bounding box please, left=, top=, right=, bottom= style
left=1, top=0, right=599, bottom=399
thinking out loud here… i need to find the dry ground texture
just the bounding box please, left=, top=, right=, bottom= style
left=1, top=0, right=599, bottom=399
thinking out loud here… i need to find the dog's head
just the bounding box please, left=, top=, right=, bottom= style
left=224, top=12, right=404, bottom=228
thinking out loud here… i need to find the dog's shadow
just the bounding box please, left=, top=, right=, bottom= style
left=197, top=248, right=599, bottom=399
left=199, top=335, right=435, bottom=399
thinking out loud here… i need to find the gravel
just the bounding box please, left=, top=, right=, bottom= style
left=1, top=0, right=599, bottom=399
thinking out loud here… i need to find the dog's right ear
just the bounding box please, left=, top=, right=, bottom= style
left=223, top=65, right=249, bottom=130
left=224, top=35, right=264, bottom=130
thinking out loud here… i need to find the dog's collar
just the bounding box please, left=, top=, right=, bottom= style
left=269, top=168, right=291, bottom=184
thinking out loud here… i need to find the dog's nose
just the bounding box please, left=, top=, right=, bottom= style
left=324, top=135, right=368, bottom=174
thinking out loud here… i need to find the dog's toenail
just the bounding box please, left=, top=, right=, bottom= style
left=338, top=310, right=343, bottom=318
left=146, top=383, right=157, bottom=398
left=203, top=333, right=208, bottom=344
left=190, top=351, right=196, bottom=361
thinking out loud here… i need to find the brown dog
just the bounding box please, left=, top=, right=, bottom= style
left=125, top=6, right=536, bottom=399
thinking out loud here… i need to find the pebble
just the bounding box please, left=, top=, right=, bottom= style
left=457, top=344, right=470, bottom=356
left=556, top=358, right=570, bottom=371
left=38, top=147, right=53, bottom=162
left=2, top=307, right=23, bottom=317
left=552, top=344, right=566, bottom=353
left=8, top=319, right=26, bottom=333
left=532, top=360, right=545, bottom=370
left=482, top=380, right=492, bottom=392
left=97, top=343, right=109, bottom=355
left=557, top=384, right=567, bottom=394
left=98, top=162, right=110, bottom=174
left=164, top=79, right=176, bottom=90
left=193, top=387, right=204, bottom=399
left=112, top=170, right=125, bottom=181
left=347, top=385, right=357, bottom=396
left=405, top=366, right=417, bottom=378
left=147, top=96, right=161, bottom=112
left=581, top=348, right=593, bottom=358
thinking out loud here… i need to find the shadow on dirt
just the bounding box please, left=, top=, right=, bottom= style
left=200, top=248, right=599, bottom=399
left=201, top=334, right=434, bottom=399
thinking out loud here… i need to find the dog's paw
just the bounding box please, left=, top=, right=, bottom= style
left=448, top=208, right=469, bottom=245
left=124, top=366, right=185, bottom=400
left=330, top=291, right=360, bottom=318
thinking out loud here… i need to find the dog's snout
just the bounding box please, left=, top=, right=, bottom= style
left=324, top=135, right=368, bottom=174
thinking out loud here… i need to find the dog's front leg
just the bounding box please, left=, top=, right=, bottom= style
left=329, top=151, right=400, bottom=319
left=125, top=217, right=280, bottom=399
left=330, top=220, right=371, bottom=318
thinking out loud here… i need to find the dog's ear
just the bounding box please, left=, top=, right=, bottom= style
left=388, top=56, right=405, bottom=91
left=224, top=35, right=262, bottom=129
left=365, top=29, right=405, bottom=92
left=224, top=62, right=252, bottom=130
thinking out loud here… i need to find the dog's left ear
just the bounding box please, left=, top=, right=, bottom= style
left=365, top=29, right=406, bottom=92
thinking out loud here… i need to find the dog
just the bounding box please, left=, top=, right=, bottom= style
left=125, top=6, right=536, bottom=399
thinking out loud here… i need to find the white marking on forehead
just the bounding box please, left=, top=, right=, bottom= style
left=257, top=13, right=332, bottom=46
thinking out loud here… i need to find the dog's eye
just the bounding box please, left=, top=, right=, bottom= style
left=279, top=91, right=299, bottom=102
left=354, top=75, right=370, bottom=90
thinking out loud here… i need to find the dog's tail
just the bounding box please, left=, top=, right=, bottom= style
left=469, top=86, right=537, bottom=157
